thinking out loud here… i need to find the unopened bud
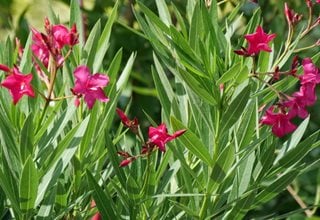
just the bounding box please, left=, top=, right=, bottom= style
left=0, top=64, right=11, bottom=73
left=305, top=0, right=312, bottom=8
left=119, top=157, right=135, bottom=167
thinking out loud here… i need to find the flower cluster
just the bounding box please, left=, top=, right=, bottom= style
left=0, top=18, right=109, bottom=109
left=261, top=58, right=320, bottom=137
left=116, top=108, right=186, bottom=167
left=234, top=1, right=320, bottom=137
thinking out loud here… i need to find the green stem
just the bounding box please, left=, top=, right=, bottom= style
left=36, top=54, right=58, bottom=131
left=50, top=95, right=75, bottom=101
left=273, top=24, right=293, bottom=69
left=140, top=156, right=151, bottom=197
left=252, top=75, right=288, bottom=100
left=199, top=195, right=209, bottom=220
left=293, top=43, right=318, bottom=53
left=301, top=5, right=313, bottom=38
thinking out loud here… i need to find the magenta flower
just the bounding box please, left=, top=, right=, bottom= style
left=71, top=65, right=109, bottom=109
left=148, top=123, right=186, bottom=152
left=260, top=106, right=297, bottom=138
left=299, top=58, right=320, bottom=85
left=244, top=26, right=276, bottom=55
left=1, top=67, right=35, bottom=104
left=52, top=24, right=78, bottom=49
left=31, top=28, right=50, bottom=68
left=31, top=19, right=78, bottom=69
left=299, top=83, right=317, bottom=106
left=283, top=93, right=309, bottom=119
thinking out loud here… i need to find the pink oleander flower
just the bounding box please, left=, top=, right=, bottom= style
left=148, top=124, right=186, bottom=152
left=300, top=58, right=320, bottom=85
left=31, top=28, right=50, bottom=68
left=244, top=26, right=276, bottom=55
left=317, top=0, right=320, bottom=3
left=260, top=106, right=297, bottom=137
left=298, top=83, right=317, bottom=106
left=31, top=19, right=78, bottom=69
left=52, top=24, right=78, bottom=49
left=1, top=67, right=35, bottom=104
left=116, top=108, right=139, bottom=133
left=71, top=65, right=109, bottom=109
left=283, top=93, right=309, bottom=119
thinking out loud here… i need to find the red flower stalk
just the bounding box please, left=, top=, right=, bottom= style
left=117, top=151, right=132, bottom=158
left=71, top=65, right=109, bottom=109
left=284, top=3, right=302, bottom=26
left=273, top=66, right=280, bottom=81
left=1, top=66, right=35, bottom=104
left=148, top=123, right=186, bottom=152
left=290, top=56, right=299, bottom=76
left=116, top=108, right=139, bottom=133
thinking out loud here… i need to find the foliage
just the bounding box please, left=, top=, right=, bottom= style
left=0, top=0, right=320, bottom=219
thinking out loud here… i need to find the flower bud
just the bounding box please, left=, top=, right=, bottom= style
left=0, top=64, right=11, bottom=73
left=119, top=158, right=135, bottom=167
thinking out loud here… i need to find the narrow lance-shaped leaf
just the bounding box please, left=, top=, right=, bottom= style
left=20, top=113, right=34, bottom=163
left=19, top=156, right=38, bottom=212
left=93, top=1, right=119, bottom=73
left=86, top=170, right=118, bottom=219
left=171, top=116, right=214, bottom=166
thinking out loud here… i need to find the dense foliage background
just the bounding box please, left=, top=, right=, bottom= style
left=1, top=0, right=320, bottom=219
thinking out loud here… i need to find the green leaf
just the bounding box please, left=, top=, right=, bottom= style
left=116, top=52, right=136, bottom=91
left=19, top=33, right=33, bottom=73
left=274, top=116, right=310, bottom=164
left=155, top=0, right=171, bottom=26
left=0, top=166, right=21, bottom=215
left=255, top=170, right=299, bottom=204
left=137, top=1, right=170, bottom=35
left=217, top=63, right=241, bottom=84
left=86, top=170, right=118, bottom=219
left=277, top=130, right=319, bottom=169
left=152, top=65, right=171, bottom=118
left=70, top=0, right=84, bottom=45
left=19, top=156, right=38, bottom=212
left=209, top=143, right=235, bottom=191
left=37, top=185, right=57, bottom=219
left=171, top=116, right=214, bottom=166
left=36, top=116, right=89, bottom=206
left=83, top=20, right=101, bottom=67
left=220, top=85, right=250, bottom=135
left=93, top=1, right=119, bottom=73
left=20, top=113, right=34, bottom=163
left=178, top=68, right=217, bottom=106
